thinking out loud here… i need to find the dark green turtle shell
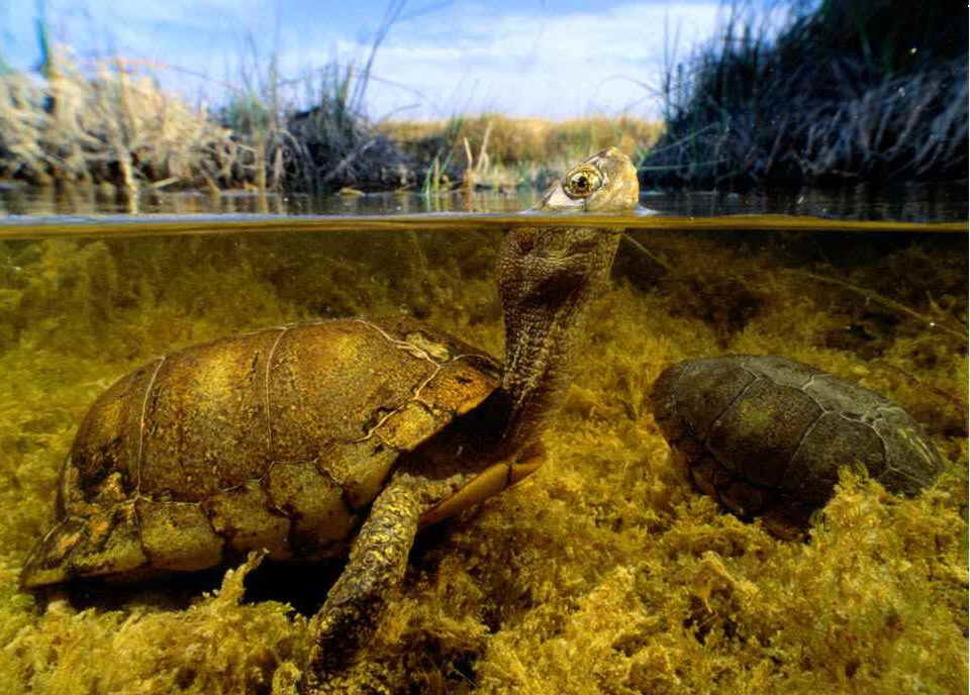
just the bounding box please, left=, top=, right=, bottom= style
left=651, top=355, right=945, bottom=527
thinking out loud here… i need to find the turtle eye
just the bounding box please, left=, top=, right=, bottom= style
left=563, top=167, right=603, bottom=199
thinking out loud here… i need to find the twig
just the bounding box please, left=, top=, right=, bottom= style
left=620, top=234, right=675, bottom=272
left=782, top=268, right=968, bottom=344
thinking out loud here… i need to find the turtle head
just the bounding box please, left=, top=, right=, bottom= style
left=535, top=146, right=640, bottom=213
left=498, top=147, right=639, bottom=452
left=499, top=148, right=640, bottom=319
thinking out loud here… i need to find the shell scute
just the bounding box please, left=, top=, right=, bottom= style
left=708, top=379, right=823, bottom=487
left=781, top=411, right=886, bottom=506
left=653, top=358, right=756, bottom=444
left=322, top=438, right=400, bottom=510
left=136, top=499, right=224, bottom=572
left=140, top=330, right=277, bottom=498
left=267, top=322, right=438, bottom=459
left=202, top=481, right=291, bottom=560
left=266, top=461, right=355, bottom=556
left=70, top=360, right=158, bottom=505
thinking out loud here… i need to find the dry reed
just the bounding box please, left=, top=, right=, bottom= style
left=382, top=114, right=662, bottom=190
left=0, top=47, right=237, bottom=195
left=0, top=46, right=411, bottom=197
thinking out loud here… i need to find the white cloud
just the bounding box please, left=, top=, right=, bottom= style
left=6, top=0, right=730, bottom=120
left=213, top=1, right=727, bottom=120
left=352, top=1, right=726, bottom=119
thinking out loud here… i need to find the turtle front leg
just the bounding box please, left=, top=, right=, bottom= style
left=301, top=476, right=423, bottom=692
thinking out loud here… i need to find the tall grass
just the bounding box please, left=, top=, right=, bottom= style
left=215, top=36, right=286, bottom=198
left=0, top=45, right=660, bottom=198
left=641, top=0, right=969, bottom=188
left=0, top=2, right=413, bottom=199
left=383, top=114, right=661, bottom=190
left=0, top=2, right=652, bottom=198
left=0, top=49, right=415, bottom=199
left=283, top=64, right=412, bottom=194
left=0, top=47, right=236, bottom=197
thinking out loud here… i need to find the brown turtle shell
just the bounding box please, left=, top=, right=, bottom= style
left=21, top=318, right=501, bottom=588
left=651, top=355, right=945, bottom=528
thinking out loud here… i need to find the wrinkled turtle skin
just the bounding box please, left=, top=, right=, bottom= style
left=651, top=355, right=945, bottom=532
left=21, top=318, right=508, bottom=588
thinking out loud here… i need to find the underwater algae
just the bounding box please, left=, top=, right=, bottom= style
left=0, top=223, right=966, bottom=694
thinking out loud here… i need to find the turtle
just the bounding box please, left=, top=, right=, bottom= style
left=650, top=355, right=946, bottom=534
left=20, top=147, right=641, bottom=690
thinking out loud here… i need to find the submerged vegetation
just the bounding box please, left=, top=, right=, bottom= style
left=641, top=0, right=969, bottom=188
left=0, top=223, right=966, bottom=692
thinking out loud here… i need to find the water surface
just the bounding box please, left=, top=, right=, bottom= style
left=2, top=179, right=967, bottom=221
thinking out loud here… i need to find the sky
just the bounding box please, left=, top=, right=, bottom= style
left=0, top=0, right=781, bottom=120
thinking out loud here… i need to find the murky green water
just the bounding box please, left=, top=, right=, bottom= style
left=0, top=187, right=966, bottom=692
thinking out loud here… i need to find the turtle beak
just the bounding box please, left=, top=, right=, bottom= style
left=535, top=182, right=586, bottom=212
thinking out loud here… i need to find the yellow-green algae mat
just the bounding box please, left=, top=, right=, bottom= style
left=0, top=224, right=965, bottom=694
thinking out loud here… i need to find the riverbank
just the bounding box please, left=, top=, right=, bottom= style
left=639, top=0, right=968, bottom=189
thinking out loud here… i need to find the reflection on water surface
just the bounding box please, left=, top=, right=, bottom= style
left=2, top=179, right=967, bottom=222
